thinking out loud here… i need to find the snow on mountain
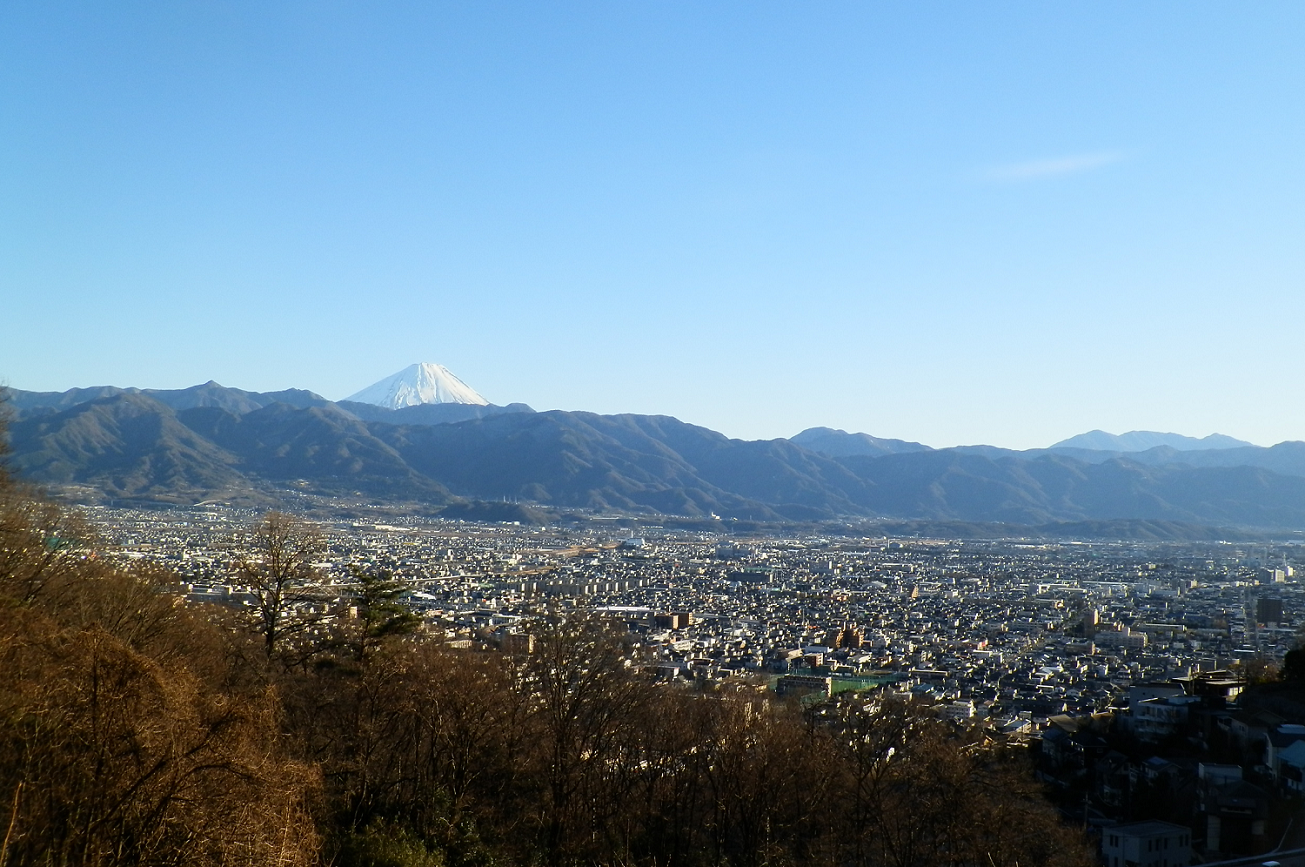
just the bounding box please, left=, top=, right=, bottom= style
left=345, top=363, right=490, bottom=409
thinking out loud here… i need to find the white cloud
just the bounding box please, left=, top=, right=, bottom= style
left=984, top=151, right=1125, bottom=182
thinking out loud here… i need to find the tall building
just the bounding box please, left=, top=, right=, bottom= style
left=1082, top=607, right=1100, bottom=637
left=1256, top=596, right=1284, bottom=626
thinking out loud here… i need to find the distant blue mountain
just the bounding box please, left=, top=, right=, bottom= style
left=8, top=383, right=1305, bottom=530
left=789, top=427, right=932, bottom=458
left=1049, top=430, right=1254, bottom=452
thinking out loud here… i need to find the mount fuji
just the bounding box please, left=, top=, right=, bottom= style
left=345, top=363, right=489, bottom=409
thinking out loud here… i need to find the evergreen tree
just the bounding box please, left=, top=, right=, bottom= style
left=347, top=565, right=421, bottom=663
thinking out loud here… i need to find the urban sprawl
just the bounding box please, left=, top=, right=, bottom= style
left=91, top=505, right=1305, bottom=865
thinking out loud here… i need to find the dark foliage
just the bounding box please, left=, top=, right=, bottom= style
left=0, top=468, right=1094, bottom=866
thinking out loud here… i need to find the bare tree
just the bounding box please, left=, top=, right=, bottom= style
left=232, top=512, right=325, bottom=659
left=522, top=611, right=652, bottom=866
left=0, top=487, right=321, bottom=867
left=0, top=390, right=99, bottom=608
left=0, top=494, right=97, bottom=608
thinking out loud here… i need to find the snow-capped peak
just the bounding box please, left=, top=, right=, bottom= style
left=345, top=363, right=490, bottom=409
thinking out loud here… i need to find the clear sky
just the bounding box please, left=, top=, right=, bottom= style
left=3, top=3, right=1303, bottom=449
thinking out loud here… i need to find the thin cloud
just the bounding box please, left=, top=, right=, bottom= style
left=985, top=151, right=1125, bottom=183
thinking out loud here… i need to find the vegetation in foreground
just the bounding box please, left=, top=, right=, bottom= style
left=0, top=415, right=1095, bottom=867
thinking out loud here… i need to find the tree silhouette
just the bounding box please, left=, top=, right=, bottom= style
left=232, top=511, right=325, bottom=659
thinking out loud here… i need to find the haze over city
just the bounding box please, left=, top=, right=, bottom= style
left=3, top=4, right=1303, bottom=448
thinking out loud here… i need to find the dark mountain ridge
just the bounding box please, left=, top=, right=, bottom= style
left=8, top=393, right=246, bottom=500
left=789, top=426, right=932, bottom=458
left=336, top=400, right=534, bottom=425
left=5, top=383, right=1305, bottom=531
left=10, top=381, right=334, bottom=416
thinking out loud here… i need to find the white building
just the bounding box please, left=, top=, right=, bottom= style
left=1101, top=820, right=1190, bottom=867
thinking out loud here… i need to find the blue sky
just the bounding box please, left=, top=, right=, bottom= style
left=3, top=3, right=1303, bottom=449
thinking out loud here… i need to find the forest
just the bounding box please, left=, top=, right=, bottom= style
left=0, top=415, right=1096, bottom=867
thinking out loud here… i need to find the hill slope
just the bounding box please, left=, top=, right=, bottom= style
left=6, top=387, right=1305, bottom=529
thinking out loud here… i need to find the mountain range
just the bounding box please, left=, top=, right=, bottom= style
left=4, top=375, right=1305, bottom=533
left=1048, top=429, right=1255, bottom=452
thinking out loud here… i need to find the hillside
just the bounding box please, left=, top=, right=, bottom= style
left=6, top=386, right=1305, bottom=530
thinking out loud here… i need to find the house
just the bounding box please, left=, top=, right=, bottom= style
left=1265, top=723, right=1305, bottom=784
left=1224, top=708, right=1280, bottom=760
left=1274, top=739, right=1305, bottom=793
left=1130, top=695, right=1200, bottom=742
left=1201, top=779, right=1269, bottom=855
left=1101, top=820, right=1191, bottom=867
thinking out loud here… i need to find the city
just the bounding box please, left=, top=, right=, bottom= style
left=6, top=4, right=1304, bottom=865
left=86, top=501, right=1305, bottom=864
